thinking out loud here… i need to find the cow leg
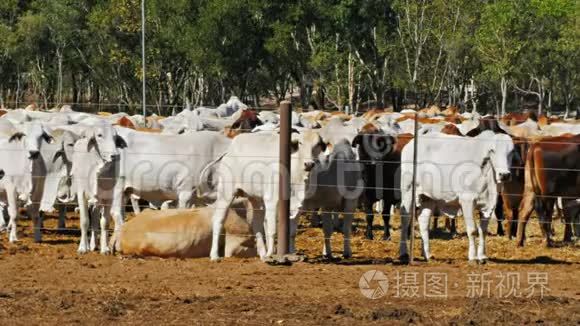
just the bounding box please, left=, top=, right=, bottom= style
left=250, top=210, right=267, bottom=259
left=450, top=219, right=457, bottom=236
left=177, top=191, right=193, bottom=209
left=246, top=197, right=267, bottom=258
left=504, top=203, right=515, bottom=239
left=399, top=207, right=411, bottom=263
left=561, top=199, right=575, bottom=244
left=210, top=195, right=235, bottom=261
left=263, top=201, right=277, bottom=258
left=418, top=208, right=432, bottom=261
left=321, top=212, right=334, bottom=259
left=477, top=213, right=491, bottom=263
left=538, top=198, right=555, bottom=247
left=89, top=206, right=99, bottom=251
left=109, top=185, right=126, bottom=253
left=0, top=206, right=6, bottom=232
left=288, top=209, right=300, bottom=254
left=100, top=206, right=112, bottom=254
left=495, top=196, right=505, bottom=236
left=77, top=194, right=90, bottom=254
left=461, top=200, right=477, bottom=262
left=29, top=204, right=42, bottom=243
left=342, top=201, right=356, bottom=258
left=509, top=208, right=518, bottom=239
left=130, top=195, right=141, bottom=214
left=364, top=205, right=374, bottom=240
left=6, top=186, right=19, bottom=243
left=381, top=201, right=392, bottom=241
left=57, top=203, right=67, bottom=229
left=431, top=216, right=439, bottom=233
left=516, top=191, right=535, bottom=247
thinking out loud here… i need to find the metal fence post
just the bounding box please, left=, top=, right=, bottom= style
left=409, top=113, right=419, bottom=263
left=278, top=101, right=292, bottom=256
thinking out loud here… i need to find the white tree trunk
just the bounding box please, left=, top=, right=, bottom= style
left=57, top=48, right=63, bottom=106
left=500, top=76, right=507, bottom=116
left=348, top=51, right=355, bottom=113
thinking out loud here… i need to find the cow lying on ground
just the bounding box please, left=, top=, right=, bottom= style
left=118, top=202, right=257, bottom=258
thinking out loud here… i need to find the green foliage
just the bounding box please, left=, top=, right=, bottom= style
left=0, top=0, right=576, bottom=113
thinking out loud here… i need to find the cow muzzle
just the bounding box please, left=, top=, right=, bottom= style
left=497, top=172, right=511, bottom=183
left=304, top=161, right=316, bottom=172
left=0, top=169, right=4, bottom=180
left=104, top=153, right=120, bottom=162
left=29, top=150, right=40, bottom=160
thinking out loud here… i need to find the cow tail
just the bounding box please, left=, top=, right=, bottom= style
left=197, top=152, right=228, bottom=198
left=529, top=144, right=547, bottom=196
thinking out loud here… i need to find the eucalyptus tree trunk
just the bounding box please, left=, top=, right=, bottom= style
left=56, top=47, right=63, bottom=105
left=348, top=51, right=356, bottom=113
left=500, top=76, right=507, bottom=116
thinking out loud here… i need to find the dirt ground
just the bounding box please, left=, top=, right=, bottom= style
left=0, top=213, right=578, bottom=325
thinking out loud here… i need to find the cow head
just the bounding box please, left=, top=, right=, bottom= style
left=52, top=131, right=80, bottom=202
left=9, top=123, right=54, bottom=159
left=352, top=123, right=396, bottom=164
left=484, top=132, right=515, bottom=183
left=85, top=123, right=127, bottom=163
left=291, top=130, right=327, bottom=175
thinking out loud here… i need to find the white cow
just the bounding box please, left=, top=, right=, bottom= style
left=192, top=96, right=248, bottom=119
left=111, top=129, right=232, bottom=218
left=159, top=110, right=204, bottom=134
left=70, top=122, right=127, bottom=254
left=0, top=122, right=55, bottom=242
left=399, top=130, right=514, bottom=263
left=208, top=130, right=326, bottom=261
left=298, top=139, right=363, bottom=258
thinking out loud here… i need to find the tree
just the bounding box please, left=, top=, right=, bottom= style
left=476, top=0, right=525, bottom=115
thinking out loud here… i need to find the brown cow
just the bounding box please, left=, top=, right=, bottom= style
left=516, top=134, right=580, bottom=247
left=116, top=116, right=136, bottom=129
left=440, top=124, right=462, bottom=136
left=441, top=106, right=460, bottom=116
left=225, top=109, right=263, bottom=138
left=501, top=111, right=538, bottom=126
left=495, top=137, right=529, bottom=239
left=118, top=203, right=257, bottom=258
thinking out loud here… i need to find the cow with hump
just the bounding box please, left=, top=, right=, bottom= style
left=207, top=129, right=326, bottom=261
left=69, top=121, right=127, bottom=254
left=399, top=130, right=515, bottom=263
left=352, top=123, right=400, bottom=241
left=0, top=121, right=58, bottom=243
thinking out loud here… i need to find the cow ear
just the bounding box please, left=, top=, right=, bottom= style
left=352, top=135, right=362, bottom=148
left=42, top=132, right=54, bottom=144
left=115, top=135, right=127, bottom=149
left=290, top=139, right=300, bottom=154
left=9, top=132, right=25, bottom=143
left=52, top=149, right=64, bottom=163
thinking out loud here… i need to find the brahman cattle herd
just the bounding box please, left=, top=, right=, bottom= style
left=0, top=97, right=578, bottom=263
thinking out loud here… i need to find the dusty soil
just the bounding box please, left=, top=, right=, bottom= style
left=0, top=213, right=578, bottom=325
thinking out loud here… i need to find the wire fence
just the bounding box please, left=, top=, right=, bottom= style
left=0, top=106, right=578, bottom=251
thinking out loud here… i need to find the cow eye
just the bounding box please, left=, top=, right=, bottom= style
left=67, top=144, right=74, bottom=147
left=97, top=134, right=103, bottom=138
